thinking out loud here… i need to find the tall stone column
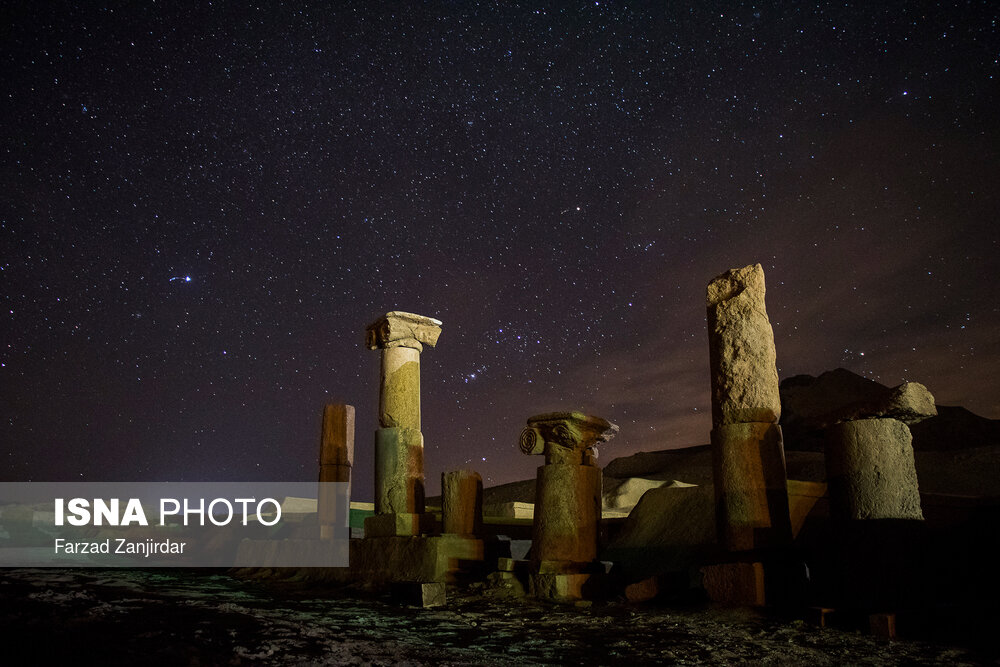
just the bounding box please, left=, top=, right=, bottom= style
left=706, top=264, right=791, bottom=551
left=318, top=403, right=354, bottom=540
left=520, top=411, right=618, bottom=601
left=364, top=311, right=442, bottom=537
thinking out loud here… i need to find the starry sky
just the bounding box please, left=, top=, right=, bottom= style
left=3, top=2, right=998, bottom=498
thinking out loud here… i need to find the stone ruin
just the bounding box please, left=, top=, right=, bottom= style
left=519, top=411, right=618, bottom=600
left=318, top=403, right=354, bottom=541
left=363, top=310, right=441, bottom=537
left=706, top=264, right=792, bottom=553
left=699, top=263, right=930, bottom=606
left=286, top=271, right=936, bottom=615
left=350, top=311, right=483, bottom=602
left=797, top=380, right=935, bottom=520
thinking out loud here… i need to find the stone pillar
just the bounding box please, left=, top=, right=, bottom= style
left=707, top=264, right=791, bottom=552
left=318, top=403, right=354, bottom=540
left=825, top=418, right=923, bottom=520
left=520, top=411, right=618, bottom=601
left=711, top=421, right=790, bottom=551
left=364, top=311, right=442, bottom=537
left=441, top=469, right=483, bottom=537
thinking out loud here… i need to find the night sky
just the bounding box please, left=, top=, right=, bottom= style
left=3, top=2, right=997, bottom=499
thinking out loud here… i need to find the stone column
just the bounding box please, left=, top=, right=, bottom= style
left=825, top=418, right=924, bottom=520
left=441, top=469, right=483, bottom=537
left=520, top=411, right=618, bottom=601
left=782, top=379, right=933, bottom=521
left=318, top=403, right=354, bottom=540
left=364, top=311, right=442, bottom=537
left=706, top=264, right=791, bottom=551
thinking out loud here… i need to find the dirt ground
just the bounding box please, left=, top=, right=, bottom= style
left=0, top=568, right=993, bottom=665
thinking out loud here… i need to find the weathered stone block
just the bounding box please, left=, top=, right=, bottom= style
left=532, top=463, right=601, bottom=565
left=707, top=264, right=781, bottom=425
left=374, top=427, right=425, bottom=515
left=825, top=418, right=923, bottom=520
left=351, top=536, right=447, bottom=582
left=441, top=469, right=483, bottom=537
left=711, top=422, right=792, bottom=551
left=600, top=484, right=716, bottom=580
left=701, top=562, right=766, bottom=606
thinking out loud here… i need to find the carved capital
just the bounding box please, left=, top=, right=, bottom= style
left=519, top=411, right=618, bottom=465
left=365, top=311, right=443, bottom=351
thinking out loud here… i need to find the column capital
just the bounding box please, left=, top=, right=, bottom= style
left=519, top=411, right=618, bottom=465
left=365, top=311, right=443, bottom=351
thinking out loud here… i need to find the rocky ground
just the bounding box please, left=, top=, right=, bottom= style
left=0, top=568, right=993, bottom=665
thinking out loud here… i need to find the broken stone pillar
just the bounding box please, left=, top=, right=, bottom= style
left=707, top=264, right=791, bottom=551
left=711, top=421, right=791, bottom=550
left=318, top=403, right=354, bottom=540
left=520, top=412, right=618, bottom=600
left=441, top=469, right=483, bottom=537
left=825, top=418, right=924, bottom=520
left=364, top=311, right=442, bottom=537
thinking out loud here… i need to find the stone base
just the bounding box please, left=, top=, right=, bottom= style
left=391, top=582, right=446, bottom=608
left=530, top=573, right=595, bottom=602
left=364, top=512, right=435, bottom=537
left=701, top=562, right=766, bottom=606
left=350, top=534, right=483, bottom=583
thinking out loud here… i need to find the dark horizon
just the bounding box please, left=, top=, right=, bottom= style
left=3, top=2, right=997, bottom=500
